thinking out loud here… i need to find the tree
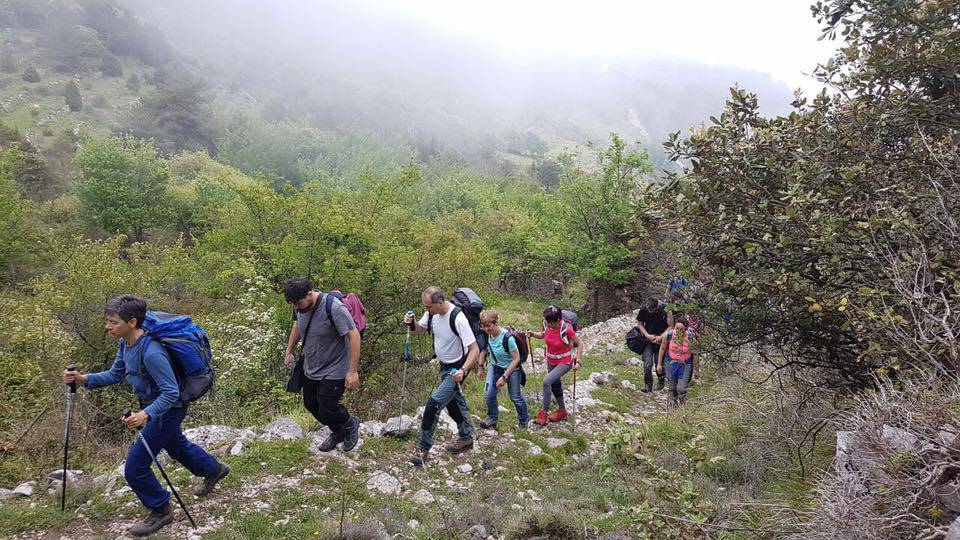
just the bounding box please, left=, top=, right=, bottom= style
left=122, top=67, right=217, bottom=155
left=534, top=158, right=562, bottom=190
left=0, top=145, right=34, bottom=277
left=99, top=54, right=122, bottom=77
left=48, top=25, right=106, bottom=73
left=63, top=80, right=82, bottom=112
left=21, top=66, right=39, bottom=82
left=125, top=72, right=140, bottom=92
left=557, top=135, right=654, bottom=318
left=74, top=136, right=170, bottom=242
left=663, top=0, right=960, bottom=387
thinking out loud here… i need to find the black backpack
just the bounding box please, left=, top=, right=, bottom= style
left=489, top=327, right=528, bottom=386
left=427, top=287, right=487, bottom=352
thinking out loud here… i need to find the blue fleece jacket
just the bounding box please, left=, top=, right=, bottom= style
left=85, top=335, right=181, bottom=419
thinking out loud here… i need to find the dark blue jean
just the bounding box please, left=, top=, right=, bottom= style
left=125, top=406, right=220, bottom=509
left=485, top=364, right=529, bottom=425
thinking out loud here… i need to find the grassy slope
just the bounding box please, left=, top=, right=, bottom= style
left=0, top=28, right=152, bottom=150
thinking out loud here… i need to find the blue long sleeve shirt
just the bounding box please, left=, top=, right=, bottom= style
left=85, top=335, right=182, bottom=419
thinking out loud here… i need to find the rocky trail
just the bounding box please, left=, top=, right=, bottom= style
left=3, top=312, right=671, bottom=540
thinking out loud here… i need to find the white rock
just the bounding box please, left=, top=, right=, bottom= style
left=0, top=488, right=13, bottom=500
left=306, top=427, right=334, bottom=455
left=589, top=371, right=616, bottom=385
left=415, top=406, right=459, bottom=433
left=366, top=470, right=401, bottom=496
left=381, top=415, right=415, bottom=437
left=259, top=417, right=304, bottom=441
left=360, top=420, right=385, bottom=438
left=230, top=440, right=245, bottom=456
left=881, top=424, right=918, bottom=452
left=408, top=519, right=421, bottom=530
left=463, top=524, right=488, bottom=539
left=412, top=489, right=435, bottom=505
left=945, top=515, right=960, bottom=540
left=526, top=442, right=543, bottom=456
left=457, top=464, right=473, bottom=474
left=183, top=425, right=240, bottom=448
left=12, top=481, right=35, bottom=497
left=498, top=406, right=510, bottom=413
left=547, top=438, right=569, bottom=449
left=576, top=397, right=602, bottom=408
left=620, top=379, right=637, bottom=391
left=47, top=469, right=83, bottom=486
left=626, top=357, right=642, bottom=366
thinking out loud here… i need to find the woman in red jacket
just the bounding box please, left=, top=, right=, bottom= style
left=527, top=306, right=583, bottom=425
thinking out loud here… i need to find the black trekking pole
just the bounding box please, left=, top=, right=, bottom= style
left=61, top=364, right=78, bottom=511
left=398, top=310, right=413, bottom=419
left=123, top=409, right=197, bottom=528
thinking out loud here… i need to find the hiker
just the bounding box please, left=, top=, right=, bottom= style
left=403, top=286, right=480, bottom=466
left=283, top=278, right=362, bottom=452
left=526, top=305, right=582, bottom=426
left=477, top=310, right=529, bottom=429
left=656, top=316, right=700, bottom=410
left=61, top=295, right=229, bottom=537
left=635, top=297, right=671, bottom=392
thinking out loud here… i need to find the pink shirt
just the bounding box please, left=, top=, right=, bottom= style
left=667, top=332, right=692, bottom=361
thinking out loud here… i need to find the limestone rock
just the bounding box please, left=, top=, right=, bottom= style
left=457, top=463, right=473, bottom=474
left=259, top=417, right=304, bottom=441
left=366, top=470, right=401, bottom=496
left=463, top=524, right=488, bottom=539
left=412, top=488, right=435, bottom=505
left=12, top=481, right=35, bottom=497
left=382, top=415, right=415, bottom=438
left=547, top=438, right=569, bottom=449
left=881, top=424, right=918, bottom=452
left=620, top=379, right=637, bottom=391
left=359, top=420, right=384, bottom=438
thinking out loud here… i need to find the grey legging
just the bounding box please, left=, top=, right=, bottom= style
left=542, top=362, right=571, bottom=410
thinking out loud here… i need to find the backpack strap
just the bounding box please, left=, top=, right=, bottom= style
left=323, top=291, right=336, bottom=320
left=448, top=306, right=462, bottom=338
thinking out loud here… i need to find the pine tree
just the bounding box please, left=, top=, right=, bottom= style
left=64, top=80, right=83, bottom=112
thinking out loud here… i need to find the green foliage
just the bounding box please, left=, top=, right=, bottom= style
left=21, top=65, right=39, bottom=82
left=664, top=0, right=960, bottom=384
left=123, top=67, right=217, bottom=154
left=63, top=79, right=82, bottom=111
left=557, top=134, right=653, bottom=288
left=48, top=24, right=106, bottom=73
left=125, top=72, right=140, bottom=92
left=74, top=136, right=170, bottom=241
left=0, top=145, right=36, bottom=278
left=98, top=54, right=122, bottom=77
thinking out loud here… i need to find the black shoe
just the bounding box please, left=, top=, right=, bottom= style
left=128, top=502, right=173, bottom=537
left=342, top=416, right=360, bottom=452
left=641, top=385, right=652, bottom=393
left=317, top=431, right=345, bottom=452
left=518, top=419, right=529, bottom=430
left=656, top=380, right=666, bottom=391
left=195, top=462, right=230, bottom=497
left=408, top=448, right=429, bottom=467
left=479, top=417, right=497, bottom=429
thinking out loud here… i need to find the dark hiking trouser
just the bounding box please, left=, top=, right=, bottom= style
left=642, top=342, right=666, bottom=388
left=302, top=378, right=351, bottom=436
left=126, top=406, right=220, bottom=510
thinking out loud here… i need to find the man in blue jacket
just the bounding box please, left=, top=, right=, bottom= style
left=63, top=295, right=228, bottom=537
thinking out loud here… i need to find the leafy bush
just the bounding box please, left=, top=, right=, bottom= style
left=63, top=79, right=82, bottom=111
left=98, top=54, right=122, bottom=77
left=21, top=66, right=39, bottom=82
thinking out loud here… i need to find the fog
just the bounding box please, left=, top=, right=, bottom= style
left=121, top=0, right=828, bottom=162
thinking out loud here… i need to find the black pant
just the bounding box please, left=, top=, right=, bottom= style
left=302, top=378, right=350, bottom=436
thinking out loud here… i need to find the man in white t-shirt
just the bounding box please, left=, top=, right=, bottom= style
left=403, top=286, right=479, bottom=466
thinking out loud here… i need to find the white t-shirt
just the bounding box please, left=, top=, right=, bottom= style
left=419, top=302, right=476, bottom=364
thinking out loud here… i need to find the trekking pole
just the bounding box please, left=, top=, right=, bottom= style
left=527, top=334, right=540, bottom=406
left=123, top=409, right=197, bottom=528
left=61, top=364, right=78, bottom=511
left=571, top=367, right=578, bottom=434
left=398, top=310, right=413, bottom=419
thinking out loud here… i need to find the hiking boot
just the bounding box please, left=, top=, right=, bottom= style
left=548, top=408, right=568, bottom=422
left=656, top=380, right=666, bottom=391
left=479, top=417, right=497, bottom=429
left=195, top=462, right=230, bottom=497
left=317, top=431, right=345, bottom=452
left=408, top=448, right=430, bottom=467
left=534, top=409, right=549, bottom=426
left=641, top=385, right=652, bottom=393
left=445, top=437, right=474, bottom=454
left=128, top=502, right=173, bottom=537
left=342, top=416, right=360, bottom=452
left=518, top=419, right=529, bottom=430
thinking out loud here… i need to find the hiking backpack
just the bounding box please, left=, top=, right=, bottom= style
left=328, top=291, right=367, bottom=336
left=448, top=287, right=487, bottom=352
left=544, top=308, right=579, bottom=346
left=140, top=311, right=215, bottom=403
left=499, top=326, right=529, bottom=364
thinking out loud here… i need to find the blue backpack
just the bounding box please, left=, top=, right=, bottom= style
left=140, top=311, right=215, bottom=403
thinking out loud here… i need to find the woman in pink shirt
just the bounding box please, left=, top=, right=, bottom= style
left=656, top=317, right=699, bottom=410
left=527, top=306, right=583, bottom=426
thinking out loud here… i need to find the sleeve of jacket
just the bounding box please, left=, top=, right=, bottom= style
left=142, top=341, right=181, bottom=419
left=84, top=347, right=126, bottom=390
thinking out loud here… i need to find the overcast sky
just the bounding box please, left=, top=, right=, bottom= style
left=367, top=0, right=835, bottom=97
